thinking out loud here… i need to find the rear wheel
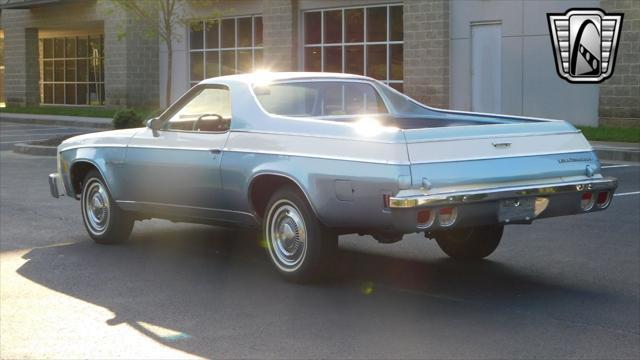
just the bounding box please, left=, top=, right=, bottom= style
left=81, top=170, right=133, bottom=244
left=434, top=225, right=503, bottom=260
left=263, top=186, right=337, bottom=282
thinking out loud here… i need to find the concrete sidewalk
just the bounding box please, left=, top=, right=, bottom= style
left=0, top=112, right=112, bottom=129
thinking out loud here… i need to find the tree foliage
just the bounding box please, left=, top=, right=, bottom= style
left=106, top=0, right=221, bottom=107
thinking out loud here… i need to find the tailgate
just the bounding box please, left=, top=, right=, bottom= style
left=403, top=121, right=596, bottom=188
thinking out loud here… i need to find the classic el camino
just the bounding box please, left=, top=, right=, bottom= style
left=49, top=72, right=617, bottom=282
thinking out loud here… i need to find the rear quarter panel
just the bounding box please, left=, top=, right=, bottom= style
left=220, top=131, right=411, bottom=228
left=224, top=80, right=411, bottom=228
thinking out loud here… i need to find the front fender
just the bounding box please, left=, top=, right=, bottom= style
left=60, top=147, right=126, bottom=199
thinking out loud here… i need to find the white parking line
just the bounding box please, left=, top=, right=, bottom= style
left=0, top=131, right=82, bottom=138
left=614, top=191, right=640, bottom=197
left=0, top=123, right=37, bottom=128
left=0, top=133, right=79, bottom=144
left=0, top=139, right=46, bottom=144
left=602, top=164, right=634, bottom=169
left=0, top=127, right=76, bottom=134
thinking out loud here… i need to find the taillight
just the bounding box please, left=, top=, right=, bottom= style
left=416, top=209, right=434, bottom=228
left=438, top=207, right=458, bottom=227
left=580, top=192, right=595, bottom=211
left=596, top=191, right=611, bottom=208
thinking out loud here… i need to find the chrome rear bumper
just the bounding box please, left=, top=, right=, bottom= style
left=389, top=177, right=618, bottom=209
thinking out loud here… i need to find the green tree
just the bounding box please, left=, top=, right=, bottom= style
left=108, top=0, right=220, bottom=107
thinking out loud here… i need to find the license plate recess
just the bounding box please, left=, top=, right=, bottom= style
left=498, top=198, right=535, bottom=223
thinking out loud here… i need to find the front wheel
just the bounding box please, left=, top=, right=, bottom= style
left=434, top=225, right=503, bottom=260
left=263, top=186, right=337, bottom=282
left=81, top=170, right=133, bottom=244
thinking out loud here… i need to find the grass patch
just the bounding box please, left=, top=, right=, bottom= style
left=577, top=126, right=640, bottom=143
left=0, top=105, right=117, bottom=118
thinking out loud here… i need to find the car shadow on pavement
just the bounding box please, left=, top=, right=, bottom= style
left=15, top=222, right=612, bottom=358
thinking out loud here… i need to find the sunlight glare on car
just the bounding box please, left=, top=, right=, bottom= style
left=351, top=117, right=398, bottom=137
left=252, top=69, right=273, bottom=87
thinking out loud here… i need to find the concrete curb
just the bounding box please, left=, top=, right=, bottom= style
left=1, top=112, right=112, bottom=129
left=593, top=147, right=640, bottom=163
left=12, top=133, right=84, bottom=157
left=13, top=142, right=58, bottom=156
left=591, top=141, right=640, bottom=163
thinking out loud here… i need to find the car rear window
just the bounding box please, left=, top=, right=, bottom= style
left=254, top=81, right=388, bottom=117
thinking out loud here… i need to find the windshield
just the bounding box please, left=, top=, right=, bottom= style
left=254, top=81, right=388, bottom=117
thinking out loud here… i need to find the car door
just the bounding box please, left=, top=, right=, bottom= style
left=122, top=84, right=232, bottom=220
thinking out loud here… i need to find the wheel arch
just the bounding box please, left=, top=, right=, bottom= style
left=248, top=172, right=321, bottom=223
left=69, top=159, right=110, bottom=198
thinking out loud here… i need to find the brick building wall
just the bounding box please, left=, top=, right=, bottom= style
left=600, top=0, right=640, bottom=128
left=0, top=0, right=159, bottom=108
left=1, top=10, right=39, bottom=105
left=403, top=0, right=450, bottom=109
left=2, top=0, right=637, bottom=128
left=103, top=4, right=159, bottom=108
left=263, top=0, right=298, bottom=71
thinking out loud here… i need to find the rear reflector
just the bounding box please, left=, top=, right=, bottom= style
left=596, top=191, right=611, bottom=208
left=417, top=210, right=430, bottom=223
left=580, top=192, right=595, bottom=211
left=416, top=209, right=434, bottom=229
left=438, top=207, right=458, bottom=227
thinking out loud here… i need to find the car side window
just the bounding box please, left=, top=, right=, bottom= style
left=166, top=87, right=231, bottom=132
left=323, top=83, right=387, bottom=116
left=254, top=81, right=388, bottom=117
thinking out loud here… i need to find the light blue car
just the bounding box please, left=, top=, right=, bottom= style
left=49, top=72, right=617, bottom=282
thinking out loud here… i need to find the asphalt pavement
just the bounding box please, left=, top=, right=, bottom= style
left=0, top=121, right=95, bottom=150
left=0, top=139, right=639, bottom=358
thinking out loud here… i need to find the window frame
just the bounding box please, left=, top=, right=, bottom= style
left=159, top=83, right=232, bottom=134
left=39, top=35, right=105, bottom=106
left=301, top=4, right=403, bottom=91
left=188, top=15, right=264, bottom=88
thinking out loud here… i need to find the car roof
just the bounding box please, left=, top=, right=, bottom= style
left=200, top=71, right=374, bottom=85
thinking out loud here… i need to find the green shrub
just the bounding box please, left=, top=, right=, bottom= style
left=113, top=108, right=145, bottom=129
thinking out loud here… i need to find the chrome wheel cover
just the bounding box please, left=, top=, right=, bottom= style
left=82, top=179, right=110, bottom=235
left=267, top=200, right=307, bottom=271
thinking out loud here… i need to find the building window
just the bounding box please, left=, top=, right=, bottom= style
left=303, top=4, right=403, bottom=92
left=40, top=35, right=104, bottom=106
left=189, top=16, right=263, bottom=87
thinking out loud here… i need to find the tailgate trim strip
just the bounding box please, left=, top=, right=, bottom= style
left=407, top=149, right=594, bottom=165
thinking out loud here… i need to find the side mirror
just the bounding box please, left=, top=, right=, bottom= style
left=146, top=117, right=162, bottom=132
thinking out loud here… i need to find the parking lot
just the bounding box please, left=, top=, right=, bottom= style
left=0, top=123, right=638, bottom=359
left=0, top=122, right=95, bottom=150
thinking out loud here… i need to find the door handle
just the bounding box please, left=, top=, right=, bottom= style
left=209, top=148, right=222, bottom=155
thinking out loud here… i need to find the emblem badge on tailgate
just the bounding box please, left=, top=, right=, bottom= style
left=492, top=142, right=512, bottom=149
